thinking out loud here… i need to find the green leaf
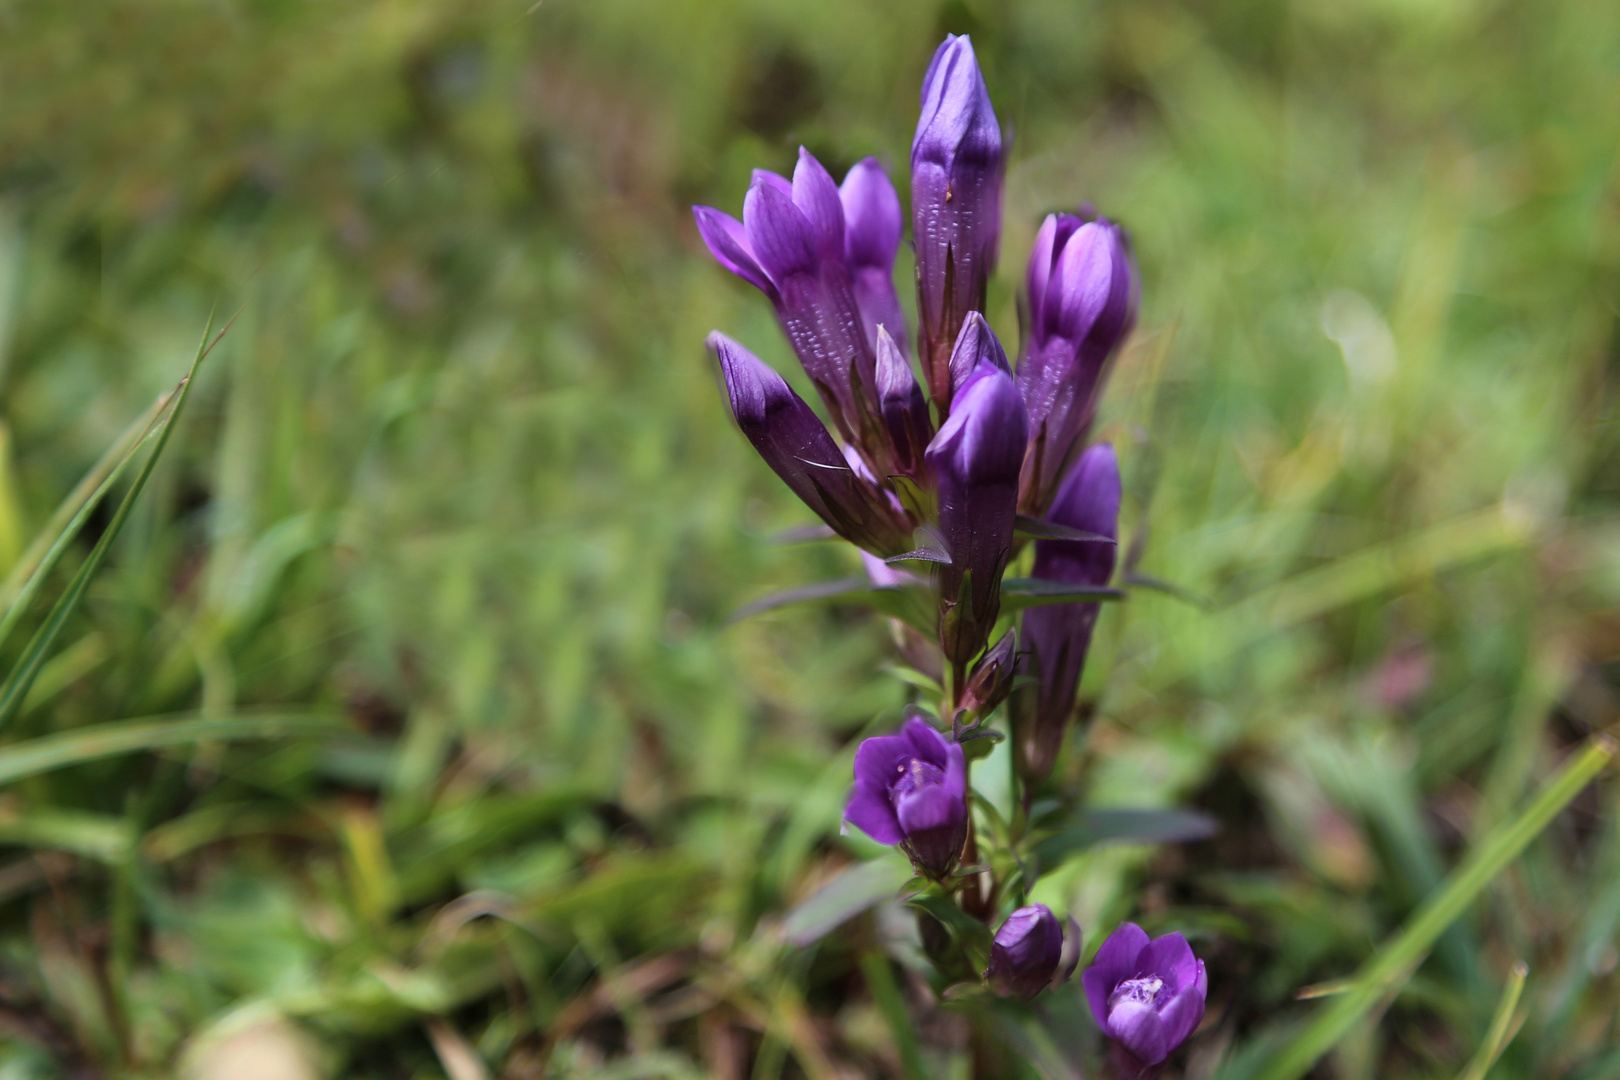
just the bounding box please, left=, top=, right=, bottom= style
left=781, top=857, right=913, bottom=946
left=0, top=712, right=345, bottom=787
left=1013, top=514, right=1116, bottom=544
left=1251, top=736, right=1613, bottom=1080
left=1034, top=808, right=1219, bottom=863
left=998, top=578, right=1126, bottom=614
left=1454, top=961, right=1527, bottom=1080
left=729, top=577, right=935, bottom=633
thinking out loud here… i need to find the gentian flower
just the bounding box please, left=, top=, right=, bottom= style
left=925, top=316, right=1027, bottom=667
left=710, top=333, right=911, bottom=556
left=1011, top=443, right=1121, bottom=783
left=1083, top=923, right=1207, bottom=1070
left=695, top=150, right=894, bottom=471
left=840, top=157, right=909, bottom=359
left=912, top=34, right=1004, bottom=412
left=844, top=716, right=968, bottom=879
left=1017, top=214, right=1136, bottom=514
left=984, top=904, right=1069, bottom=1000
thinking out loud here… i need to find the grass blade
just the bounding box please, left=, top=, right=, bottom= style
left=1455, top=962, right=1528, bottom=1080
left=1254, top=736, right=1613, bottom=1080
left=0, top=711, right=344, bottom=786
left=0, top=394, right=170, bottom=653
left=0, top=313, right=227, bottom=733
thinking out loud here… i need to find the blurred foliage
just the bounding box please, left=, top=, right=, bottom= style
left=0, top=0, right=1616, bottom=1077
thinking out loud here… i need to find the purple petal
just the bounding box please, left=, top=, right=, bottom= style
left=1155, top=975, right=1207, bottom=1060
left=744, top=181, right=818, bottom=282
left=1110, top=999, right=1171, bottom=1065
left=1092, top=922, right=1150, bottom=985
left=852, top=728, right=920, bottom=792
left=945, top=312, right=1012, bottom=404
left=876, top=327, right=931, bottom=473
left=843, top=787, right=904, bottom=845
left=840, top=158, right=902, bottom=270
left=894, top=775, right=960, bottom=835
left=898, top=716, right=951, bottom=770
left=1050, top=222, right=1119, bottom=344
left=792, top=148, right=845, bottom=265
left=1026, top=213, right=1084, bottom=336
left=1140, top=932, right=1199, bottom=991
left=1034, top=444, right=1121, bottom=586
left=693, top=206, right=774, bottom=295
left=750, top=168, right=793, bottom=199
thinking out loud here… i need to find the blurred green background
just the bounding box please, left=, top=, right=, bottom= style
left=0, top=0, right=1617, bottom=1076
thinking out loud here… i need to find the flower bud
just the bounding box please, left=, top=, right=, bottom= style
left=1017, top=216, right=1135, bottom=514
left=1011, top=444, right=1121, bottom=784
left=925, top=318, right=1027, bottom=667
left=960, top=629, right=1016, bottom=717
left=985, top=904, right=1067, bottom=999
left=844, top=716, right=968, bottom=879
left=710, top=333, right=911, bottom=556
left=912, top=34, right=1004, bottom=410
left=1083, top=924, right=1208, bottom=1069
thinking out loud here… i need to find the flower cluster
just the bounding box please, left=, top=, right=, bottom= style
left=697, top=34, right=1205, bottom=1071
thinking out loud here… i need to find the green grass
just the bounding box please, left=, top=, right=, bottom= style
left=0, top=0, right=1616, bottom=1077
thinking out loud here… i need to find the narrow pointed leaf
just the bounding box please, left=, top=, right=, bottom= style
left=998, top=578, right=1126, bottom=613
left=1013, top=514, right=1116, bottom=544
left=1034, top=808, right=1219, bottom=863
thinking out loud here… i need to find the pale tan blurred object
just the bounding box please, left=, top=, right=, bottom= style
left=181, top=1008, right=324, bottom=1080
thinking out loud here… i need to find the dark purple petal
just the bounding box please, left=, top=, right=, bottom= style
left=751, top=168, right=793, bottom=199
left=876, top=327, right=932, bottom=475
left=961, top=628, right=1016, bottom=715
left=853, top=728, right=919, bottom=792
left=1156, top=969, right=1207, bottom=1060
left=926, top=340, right=1027, bottom=666
left=912, top=35, right=1004, bottom=410
left=1025, top=213, right=1084, bottom=336
left=1083, top=924, right=1208, bottom=1068
left=694, top=206, right=775, bottom=296
left=744, top=180, right=819, bottom=282
left=792, top=148, right=846, bottom=265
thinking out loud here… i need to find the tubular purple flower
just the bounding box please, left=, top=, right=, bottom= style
left=840, top=158, right=909, bottom=358
left=695, top=149, right=887, bottom=468
left=1017, top=216, right=1136, bottom=514
left=1083, top=924, right=1207, bottom=1069
left=876, top=326, right=933, bottom=477
left=925, top=320, right=1028, bottom=668
left=984, top=904, right=1066, bottom=1000
left=912, top=34, right=1004, bottom=411
left=1011, top=443, right=1121, bottom=784
left=844, top=716, right=968, bottom=879
left=710, top=333, right=911, bottom=556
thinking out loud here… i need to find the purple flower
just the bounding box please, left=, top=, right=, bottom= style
left=840, top=158, right=909, bottom=359
left=710, top=333, right=911, bottom=556
left=1083, top=924, right=1208, bottom=1069
left=1017, top=215, right=1136, bottom=514
left=984, top=904, right=1067, bottom=1000
left=844, top=716, right=968, bottom=878
left=876, top=326, right=933, bottom=477
left=1011, top=443, right=1121, bottom=784
left=695, top=149, right=886, bottom=467
left=925, top=316, right=1027, bottom=667
left=912, top=34, right=1004, bottom=411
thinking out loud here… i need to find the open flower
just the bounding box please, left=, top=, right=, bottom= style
left=843, top=716, right=967, bottom=879
left=1083, top=923, right=1207, bottom=1069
